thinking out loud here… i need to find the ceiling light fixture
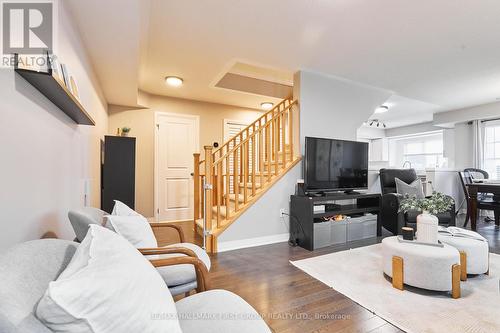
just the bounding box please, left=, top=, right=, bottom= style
left=375, top=105, right=389, bottom=114
left=261, top=102, right=274, bottom=110
left=367, top=119, right=387, bottom=128
left=165, top=76, right=183, bottom=87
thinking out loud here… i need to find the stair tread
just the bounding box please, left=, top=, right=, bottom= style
left=195, top=217, right=230, bottom=230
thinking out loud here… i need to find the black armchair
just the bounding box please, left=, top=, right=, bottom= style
left=379, top=168, right=456, bottom=235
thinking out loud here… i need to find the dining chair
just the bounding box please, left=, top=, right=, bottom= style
left=458, top=171, right=500, bottom=227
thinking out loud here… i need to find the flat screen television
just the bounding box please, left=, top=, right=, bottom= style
left=304, top=137, right=368, bottom=193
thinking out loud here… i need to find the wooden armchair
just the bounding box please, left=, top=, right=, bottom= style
left=141, top=246, right=210, bottom=293
left=68, top=208, right=211, bottom=296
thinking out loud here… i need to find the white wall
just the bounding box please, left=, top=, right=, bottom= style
left=298, top=71, right=392, bottom=148
left=453, top=122, right=473, bottom=169
left=434, top=100, right=500, bottom=127
left=0, top=1, right=108, bottom=252
left=217, top=163, right=301, bottom=251
left=218, top=71, right=391, bottom=248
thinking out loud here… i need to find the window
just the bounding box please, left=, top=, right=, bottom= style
left=483, top=124, right=500, bottom=179
left=388, top=131, right=444, bottom=170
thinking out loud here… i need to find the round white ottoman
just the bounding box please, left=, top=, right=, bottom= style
left=382, top=236, right=461, bottom=298
left=438, top=234, right=489, bottom=277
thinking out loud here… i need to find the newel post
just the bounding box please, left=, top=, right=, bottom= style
left=193, top=153, right=200, bottom=223
left=203, top=145, right=214, bottom=252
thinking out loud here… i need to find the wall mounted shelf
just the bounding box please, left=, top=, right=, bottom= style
left=14, top=54, right=95, bottom=126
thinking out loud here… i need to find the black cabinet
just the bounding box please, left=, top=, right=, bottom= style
left=290, top=193, right=382, bottom=251
left=101, top=136, right=136, bottom=213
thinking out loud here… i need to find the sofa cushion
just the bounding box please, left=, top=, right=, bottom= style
left=0, top=239, right=76, bottom=333
left=176, top=290, right=271, bottom=333
left=36, top=225, right=181, bottom=333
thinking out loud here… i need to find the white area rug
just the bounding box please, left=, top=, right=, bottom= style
left=291, top=244, right=500, bottom=333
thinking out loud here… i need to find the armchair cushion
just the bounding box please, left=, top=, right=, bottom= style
left=68, top=207, right=106, bottom=242
left=111, top=200, right=140, bottom=216
left=155, top=243, right=211, bottom=289
left=395, top=177, right=425, bottom=199
left=176, top=290, right=271, bottom=333
left=36, top=225, right=182, bottom=333
left=105, top=200, right=157, bottom=248
left=105, top=214, right=158, bottom=248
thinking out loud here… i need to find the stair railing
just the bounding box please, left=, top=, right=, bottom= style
left=193, top=97, right=297, bottom=248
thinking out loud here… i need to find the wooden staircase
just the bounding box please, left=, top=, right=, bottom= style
left=193, top=97, right=301, bottom=253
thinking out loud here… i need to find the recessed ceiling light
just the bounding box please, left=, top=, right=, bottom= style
left=261, top=102, right=274, bottom=110
left=374, top=105, right=389, bottom=114
left=165, top=76, right=183, bottom=87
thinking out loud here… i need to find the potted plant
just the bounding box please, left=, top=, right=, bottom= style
left=121, top=127, right=131, bottom=137
left=399, top=192, right=454, bottom=244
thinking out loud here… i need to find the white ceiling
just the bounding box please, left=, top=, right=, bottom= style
left=369, top=95, right=441, bottom=128
left=67, top=0, right=500, bottom=122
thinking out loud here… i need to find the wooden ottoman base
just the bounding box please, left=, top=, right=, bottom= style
left=391, top=256, right=461, bottom=299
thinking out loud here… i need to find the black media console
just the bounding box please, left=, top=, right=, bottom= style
left=290, top=192, right=382, bottom=251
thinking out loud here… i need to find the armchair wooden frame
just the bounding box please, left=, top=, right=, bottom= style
left=149, top=222, right=185, bottom=243
left=142, top=247, right=210, bottom=293
left=138, top=222, right=210, bottom=293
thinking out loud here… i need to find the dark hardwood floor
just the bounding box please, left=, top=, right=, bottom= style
left=154, top=216, right=500, bottom=333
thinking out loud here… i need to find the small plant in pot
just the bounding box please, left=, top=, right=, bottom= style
left=121, top=127, right=131, bottom=137
left=399, top=192, right=454, bottom=244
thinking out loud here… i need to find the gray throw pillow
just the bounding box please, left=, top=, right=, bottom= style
left=395, top=177, right=425, bottom=199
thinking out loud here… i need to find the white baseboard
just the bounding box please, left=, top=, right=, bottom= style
left=217, top=233, right=289, bottom=253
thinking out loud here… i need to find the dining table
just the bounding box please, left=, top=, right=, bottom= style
left=466, top=182, right=500, bottom=231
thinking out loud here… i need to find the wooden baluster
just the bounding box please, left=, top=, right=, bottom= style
left=219, top=150, right=224, bottom=205
left=266, top=123, right=271, bottom=181
left=276, top=104, right=281, bottom=154
left=217, top=162, right=222, bottom=227
left=274, top=109, right=279, bottom=175
left=225, top=155, right=230, bottom=215
left=243, top=142, right=248, bottom=203
left=288, top=105, right=293, bottom=162
left=193, top=153, right=200, bottom=225
left=251, top=128, right=256, bottom=196
left=281, top=111, right=286, bottom=168
left=239, top=133, right=243, bottom=183
left=268, top=110, right=275, bottom=165
left=234, top=149, right=239, bottom=212
left=259, top=128, right=264, bottom=187
left=200, top=175, right=205, bottom=219
left=203, top=146, right=213, bottom=252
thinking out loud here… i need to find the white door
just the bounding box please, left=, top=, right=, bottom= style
left=156, top=113, right=199, bottom=221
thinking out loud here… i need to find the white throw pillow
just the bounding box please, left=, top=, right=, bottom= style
left=36, top=225, right=182, bottom=333
left=111, top=200, right=140, bottom=216
left=105, top=214, right=158, bottom=248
